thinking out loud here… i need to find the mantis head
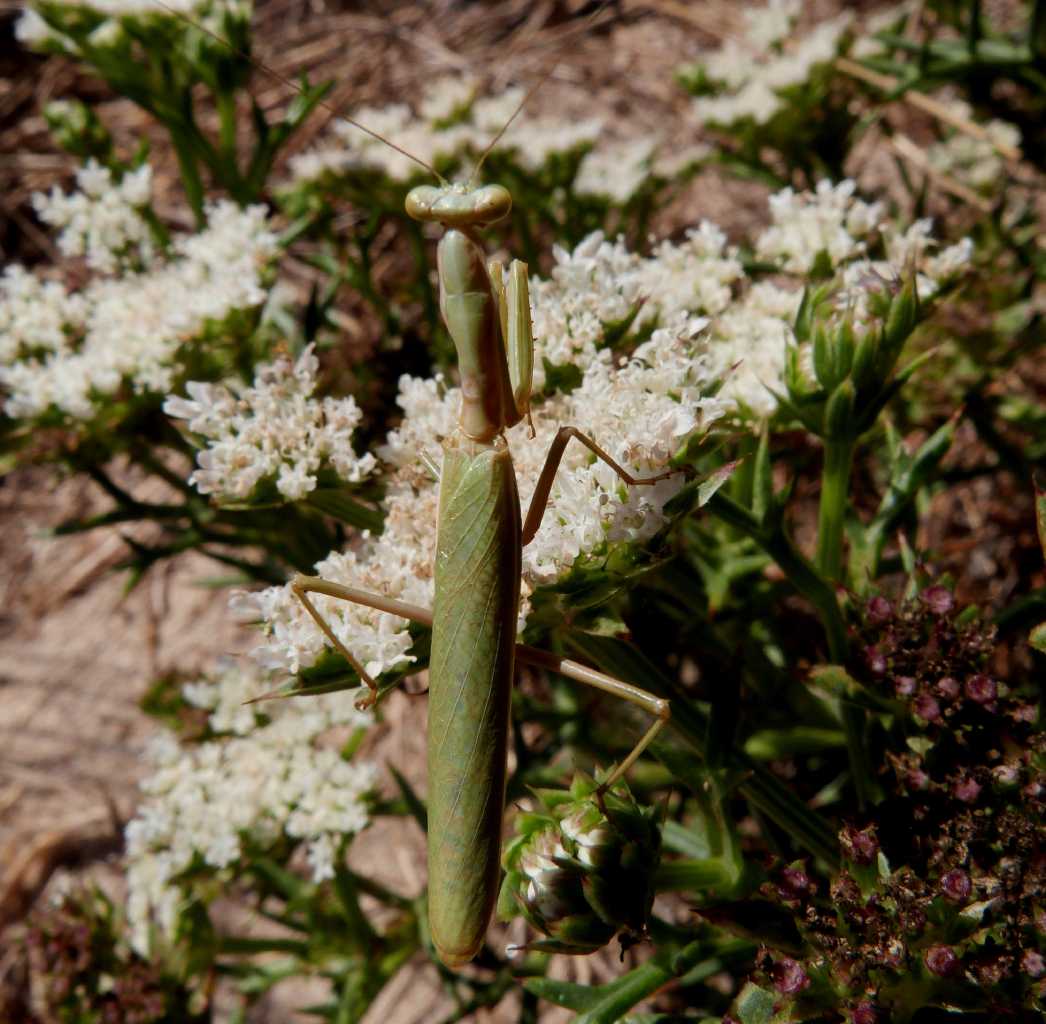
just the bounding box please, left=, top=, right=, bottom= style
left=405, top=183, right=512, bottom=229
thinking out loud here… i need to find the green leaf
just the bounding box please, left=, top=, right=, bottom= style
left=388, top=763, right=428, bottom=832
left=733, top=981, right=777, bottom=1024
left=744, top=727, right=846, bottom=759
left=1030, top=621, right=1046, bottom=654
left=523, top=976, right=601, bottom=1012
left=698, top=460, right=742, bottom=507
left=306, top=489, right=383, bottom=532
left=527, top=941, right=713, bottom=1024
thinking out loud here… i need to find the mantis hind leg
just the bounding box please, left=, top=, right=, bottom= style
left=521, top=426, right=679, bottom=546
left=517, top=644, right=670, bottom=794
left=517, top=427, right=676, bottom=786
left=290, top=575, right=433, bottom=710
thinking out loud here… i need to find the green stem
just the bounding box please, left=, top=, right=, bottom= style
left=816, top=437, right=855, bottom=584
left=815, top=437, right=873, bottom=809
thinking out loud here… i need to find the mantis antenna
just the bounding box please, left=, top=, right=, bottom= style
left=152, top=0, right=445, bottom=184
left=467, top=1, right=618, bottom=187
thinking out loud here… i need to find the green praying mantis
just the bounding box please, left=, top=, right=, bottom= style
left=160, top=0, right=675, bottom=968
left=291, top=174, right=676, bottom=966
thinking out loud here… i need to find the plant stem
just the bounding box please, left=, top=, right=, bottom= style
left=815, top=437, right=873, bottom=808
left=816, top=437, right=855, bottom=583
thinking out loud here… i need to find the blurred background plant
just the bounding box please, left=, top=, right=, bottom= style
left=1, top=0, right=1043, bottom=1021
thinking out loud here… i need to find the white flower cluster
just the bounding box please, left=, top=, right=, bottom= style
left=756, top=178, right=884, bottom=273
left=229, top=183, right=969, bottom=686
left=289, top=74, right=678, bottom=205
left=529, top=222, right=743, bottom=382
left=926, top=100, right=1020, bottom=193
left=32, top=161, right=154, bottom=274
left=239, top=311, right=723, bottom=680
left=834, top=219, right=973, bottom=323
left=289, top=77, right=604, bottom=186
left=164, top=346, right=377, bottom=502
left=573, top=138, right=658, bottom=204
left=125, top=660, right=375, bottom=955
left=689, top=8, right=852, bottom=128
left=17, top=0, right=249, bottom=51
left=0, top=198, right=277, bottom=420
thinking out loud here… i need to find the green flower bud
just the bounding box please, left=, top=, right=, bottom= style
left=850, top=326, right=880, bottom=396
left=823, top=379, right=856, bottom=441
left=43, top=99, right=113, bottom=163
left=499, top=772, right=662, bottom=956
left=882, top=274, right=920, bottom=360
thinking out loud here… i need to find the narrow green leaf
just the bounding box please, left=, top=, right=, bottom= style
left=523, top=976, right=602, bottom=1012
left=388, top=763, right=428, bottom=832
left=698, top=459, right=742, bottom=507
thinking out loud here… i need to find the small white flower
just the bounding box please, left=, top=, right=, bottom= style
left=125, top=660, right=375, bottom=955
left=167, top=345, right=376, bottom=503
left=1, top=190, right=278, bottom=422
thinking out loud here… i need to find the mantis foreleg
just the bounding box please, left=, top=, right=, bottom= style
left=290, top=574, right=668, bottom=789
left=521, top=426, right=679, bottom=546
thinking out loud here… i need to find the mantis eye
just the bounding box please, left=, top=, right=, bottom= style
left=405, top=185, right=439, bottom=221
left=473, top=185, right=512, bottom=224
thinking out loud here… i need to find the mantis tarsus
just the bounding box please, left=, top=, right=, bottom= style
left=159, top=0, right=675, bottom=968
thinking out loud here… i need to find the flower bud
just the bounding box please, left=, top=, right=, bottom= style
left=913, top=693, right=940, bottom=723
left=924, top=944, right=960, bottom=977
left=771, top=957, right=810, bottom=995
left=940, top=869, right=971, bottom=903
left=840, top=825, right=878, bottom=865
left=991, top=763, right=1020, bottom=789
left=499, top=773, right=662, bottom=955
left=864, top=645, right=886, bottom=675
left=882, top=275, right=920, bottom=358
left=964, top=674, right=996, bottom=704
left=779, top=864, right=813, bottom=899
left=824, top=379, right=856, bottom=441
left=1022, top=950, right=1045, bottom=978
left=954, top=777, right=982, bottom=804
left=921, top=586, right=954, bottom=615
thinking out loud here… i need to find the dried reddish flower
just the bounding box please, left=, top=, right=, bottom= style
left=924, top=945, right=960, bottom=977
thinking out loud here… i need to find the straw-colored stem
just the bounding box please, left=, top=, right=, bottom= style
left=835, top=56, right=1022, bottom=162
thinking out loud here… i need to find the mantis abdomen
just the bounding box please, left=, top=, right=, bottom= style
left=426, top=442, right=521, bottom=965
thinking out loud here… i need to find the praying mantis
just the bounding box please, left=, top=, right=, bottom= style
left=158, top=0, right=675, bottom=968
left=291, top=175, right=675, bottom=966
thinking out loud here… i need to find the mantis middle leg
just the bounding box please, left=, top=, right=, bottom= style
left=518, top=428, right=676, bottom=788
left=291, top=574, right=667, bottom=789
